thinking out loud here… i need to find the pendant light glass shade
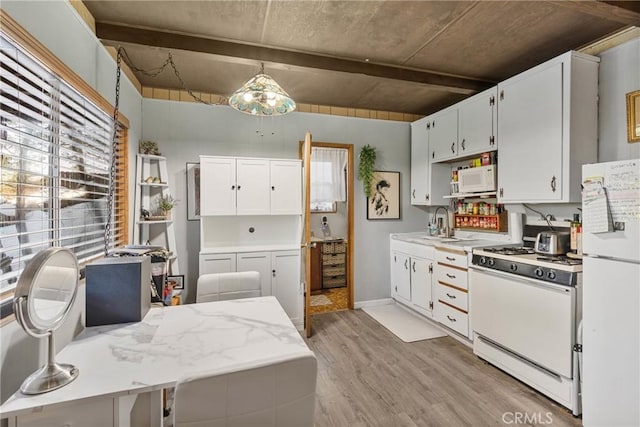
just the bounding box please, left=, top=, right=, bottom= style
left=228, top=65, right=296, bottom=116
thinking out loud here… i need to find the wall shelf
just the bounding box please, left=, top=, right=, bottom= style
left=443, top=191, right=497, bottom=199
left=454, top=212, right=508, bottom=232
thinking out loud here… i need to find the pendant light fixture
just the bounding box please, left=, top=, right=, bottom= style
left=228, top=63, right=296, bottom=116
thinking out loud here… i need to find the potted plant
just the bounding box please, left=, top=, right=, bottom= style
left=139, top=140, right=161, bottom=155
left=158, top=195, right=175, bottom=219
left=358, top=144, right=377, bottom=198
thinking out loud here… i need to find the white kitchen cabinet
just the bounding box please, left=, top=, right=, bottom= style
left=390, top=237, right=435, bottom=317
left=237, top=251, right=271, bottom=297
left=198, top=249, right=302, bottom=328
left=200, top=156, right=301, bottom=215
left=497, top=51, right=599, bottom=203
left=391, top=251, right=412, bottom=303
left=429, top=107, right=458, bottom=162
left=410, top=117, right=450, bottom=206
left=410, top=117, right=429, bottom=205
left=271, top=250, right=302, bottom=326
left=200, top=156, right=236, bottom=215
left=409, top=255, right=433, bottom=315
left=458, top=86, right=497, bottom=156
left=199, top=252, right=236, bottom=274
left=434, top=248, right=472, bottom=340
left=236, top=158, right=270, bottom=215
left=270, top=160, right=302, bottom=214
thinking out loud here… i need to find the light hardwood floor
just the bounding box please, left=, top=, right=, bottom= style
left=305, top=309, right=582, bottom=427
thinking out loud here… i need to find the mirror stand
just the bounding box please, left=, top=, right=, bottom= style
left=18, top=328, right=79, bottom=395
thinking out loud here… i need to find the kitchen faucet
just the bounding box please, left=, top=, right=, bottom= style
left=433, top=206, right=451, bottom=238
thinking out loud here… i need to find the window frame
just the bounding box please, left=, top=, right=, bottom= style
left=0, top=13, right=129, bottom=320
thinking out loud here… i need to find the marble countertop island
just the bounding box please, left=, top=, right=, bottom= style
left=0, top=296, right=313, bottom=418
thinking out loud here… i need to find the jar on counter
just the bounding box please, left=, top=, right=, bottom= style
left=472, top=203, right=479, bottom=215
left=489, top=203, right=496, bottom=215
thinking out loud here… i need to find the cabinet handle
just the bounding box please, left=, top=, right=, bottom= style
left=412, top=261, right=416, bottom=272
left=451, top=142, right=455, bottom=153
left=432, top=151, right=435, bottom=159
left=404, top=259, right=408, bottom=270
left=231, top=185, right=235, bottom=190
left=426, top=194, right=430, bottom=201
left=500, top=90, right=504, bottom=101
left=394, top=255, right=397, bottom=262
left=446, top=256, right=456, bottom=262
left=237, top=185, right=241, bottom=190
left=461, top=139, right=466, bottom=150
left=446, top=273, right=456, bottom=279
left=426, top=122, right=430, bottom=130
left=446, top=293, right=456, bottom=299
left=271, top=186, right=275, bottom=191
left=429, top=263, right=433, bottom=273
left=446, top=315, right=457, bottom=322
left=272, top=269, right=276, bottom=277
left=550, top=175, right=557, bottom=192
left=432, top=120, right=435, bottom=128
left=499, top=188, right=504, bottom=198
left=412, top=189, right=415, bottom=199
left=395, top=286, right=398, bottom=292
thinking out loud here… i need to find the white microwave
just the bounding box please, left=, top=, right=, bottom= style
left=458, top=165, right=497, bottom=193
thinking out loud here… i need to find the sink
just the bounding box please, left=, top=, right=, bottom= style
left=405, top=236, right=457, bottom=244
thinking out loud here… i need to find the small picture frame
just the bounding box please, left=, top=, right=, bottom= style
left=166, top=274, right=184, bottom=290
left=186, top=162, right=200, bottom=220
left=367, top=171, right=400, bottom=220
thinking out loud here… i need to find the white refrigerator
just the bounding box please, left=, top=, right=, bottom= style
left=581, top=159, right=640, bottom=427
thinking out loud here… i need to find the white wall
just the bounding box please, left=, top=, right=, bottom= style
left=598, top=37, right=640, bottom=162
left=142, top=100, right=429, bottom=304
left=0, top=1, right=142, bottom=405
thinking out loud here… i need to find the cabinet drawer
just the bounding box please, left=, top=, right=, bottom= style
left=436, top=250, right=467, bottom=269
left=436, top=283, right=468, bottom=312
left=323, top=265, right=345, bottom=277
left=435, top=301, right=469, bottom=337
left=322, top=241, right=346, bottom=255
left=435, top=264, right=468, bottom=290
left=323, top=275, right=346, bottom=288
left=322, top=253, right=345, bottom=265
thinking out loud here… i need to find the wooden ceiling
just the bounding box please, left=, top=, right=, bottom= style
left=83, top=1, right=640, bottom=115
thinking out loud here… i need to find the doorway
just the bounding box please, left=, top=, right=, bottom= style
left=300, top=141, right=354, bottom=317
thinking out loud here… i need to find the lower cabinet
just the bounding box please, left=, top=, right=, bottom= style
left=390, top=239, right=435, bottom=318
left=434, top=249, right=471, bottom=339
left=199, top=250, right=302, bottom=328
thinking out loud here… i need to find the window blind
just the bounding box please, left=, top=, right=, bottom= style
left=0, top=33, right=127, bottom=299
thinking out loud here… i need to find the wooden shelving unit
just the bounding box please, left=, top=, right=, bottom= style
left=454, top=212, right=508, bottom=232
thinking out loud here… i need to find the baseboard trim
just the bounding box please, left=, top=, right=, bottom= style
left=354, top=298, right=393, bottom=309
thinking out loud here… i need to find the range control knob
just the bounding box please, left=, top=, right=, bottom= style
left=488, top=258, right=496, bottom=266
left=534, top=268, right=544, bottom=278
left=479, top=256, right=487, bottom=265
left=547, top=270, right=557, bottom=280
left=510, top=263, right=518, bottom=271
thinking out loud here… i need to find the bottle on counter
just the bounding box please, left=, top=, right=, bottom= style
left=570, top=213, right=580, bottom=253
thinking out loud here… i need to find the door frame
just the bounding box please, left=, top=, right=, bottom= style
left=299, top=141, right=355, bottom=311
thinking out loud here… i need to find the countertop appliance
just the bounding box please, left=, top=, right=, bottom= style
left=470, top=243, right=582, bottom=415
left=534, top=231, right=570, bottom=256
left=581, top=160, right=639, bottom=427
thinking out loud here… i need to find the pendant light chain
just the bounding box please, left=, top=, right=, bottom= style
left=105, top=47, right=123, bottom=255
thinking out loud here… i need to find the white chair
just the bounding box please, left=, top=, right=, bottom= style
left=173, top=354, right=317, bottom=427
left=196, top=271, right=261, bottom=303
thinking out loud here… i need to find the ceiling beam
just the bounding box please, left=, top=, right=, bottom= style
left=95, top=22, right=493, bottom=94
left=549, top=1, right=640, bottom=26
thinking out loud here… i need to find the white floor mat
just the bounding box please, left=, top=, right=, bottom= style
left=362, top=303, right=447, bottom=343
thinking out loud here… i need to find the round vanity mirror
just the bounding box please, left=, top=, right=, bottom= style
left=13, top=248, right=80, bottom=394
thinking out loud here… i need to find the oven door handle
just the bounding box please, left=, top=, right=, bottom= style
left=469, top=265, right=572, bottom=293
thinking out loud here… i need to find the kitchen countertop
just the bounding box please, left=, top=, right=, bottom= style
left=391, top=232, right=507, bottom=252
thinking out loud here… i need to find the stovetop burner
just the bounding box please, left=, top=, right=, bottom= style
left=482, top=247, right=536, bottom=255
left=536, top=256, right=582, bottom=266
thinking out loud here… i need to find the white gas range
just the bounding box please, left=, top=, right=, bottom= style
left=469, top=246, right=583, bottom=416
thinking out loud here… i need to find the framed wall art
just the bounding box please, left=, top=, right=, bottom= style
left=166, top=274, right=184, bottom=290
left=186, top=162, right=200, bottom=220
left=366, top=171, right=400, bottom=220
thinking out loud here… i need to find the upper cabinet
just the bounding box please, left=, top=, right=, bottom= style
left=411, top=117, right=450, bottom=206
left=200, top=156, right=302, bottom=215
left=458, top=87, right=497, bottom=156
left=429, top=107, right=459, bottom=162
left=497, top=52, right=599, bottom=203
